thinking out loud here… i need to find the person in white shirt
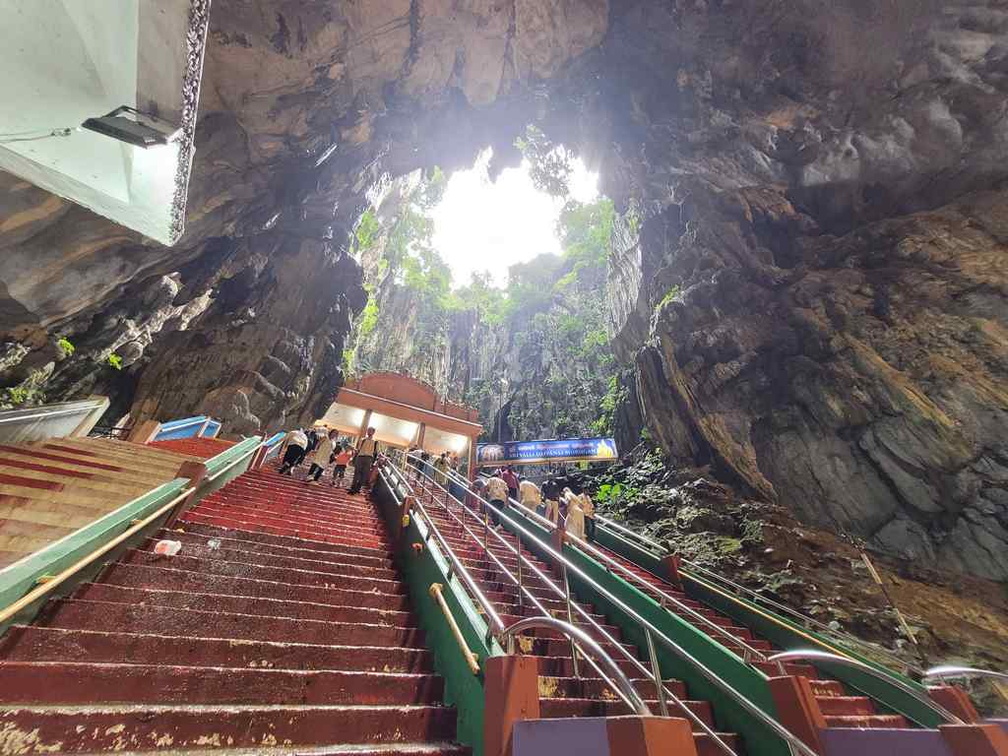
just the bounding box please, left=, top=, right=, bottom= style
left=518, top=477, right=542, bottom=516
left=278, top=428, right=309, bottom=475
left=484, top=471, right=509, bottom=528
left=348, top=427, right=381, bottom=495
left=564, top=486, right=586, bottom=539
left=306, top=429, right=337, bottom=483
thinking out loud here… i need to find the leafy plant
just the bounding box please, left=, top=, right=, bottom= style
left=57, top=337, right=75, bottom=357
left=107, top=353, right=123, bottom=370
left=515, top=125, right=572, bottom=197
left=358, top=294, right=380, bottom=339
left=656, top=285, right=681, bottom=312
left=354, top=209, right=380, bottom=252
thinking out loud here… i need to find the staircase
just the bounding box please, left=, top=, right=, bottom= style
left=0, top=438, right=205, bottom=568
left=592, top=542, right=910, bottom=729
left=409, top=479, right=739, bottom=756
left=0, top=467, right=465, bottom=754
left=147, top=436, right=235, bottom=459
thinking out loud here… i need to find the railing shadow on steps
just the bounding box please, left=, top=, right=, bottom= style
left=0, top=431, right=284, bottom=635
left=390, top=456, right=819, bottom=756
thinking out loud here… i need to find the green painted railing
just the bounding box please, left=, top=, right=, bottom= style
left=0, top=434, right=266, bottom=635
left=500, top=508, right=791, bottom=756
left=373, top=472, right=493, bottom=756
left=593, top=519, right=945, bottom=728
left=0, top=478, right=191, bottom=634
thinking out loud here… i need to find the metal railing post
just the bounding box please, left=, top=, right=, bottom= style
left=645, top=628, right=669, bottom=717
left=516, top=530, right=524, bottom=607
left=561, top=561, right=580, bottom=679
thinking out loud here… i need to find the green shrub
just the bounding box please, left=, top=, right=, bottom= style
left=57, top=337, right=75, bottom=357
left=107, top=353, right=123, bottom=370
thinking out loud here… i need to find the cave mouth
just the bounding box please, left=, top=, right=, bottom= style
left=429, top=144, right=601, bottom=288
left=356, top=128, right=605, bottom=295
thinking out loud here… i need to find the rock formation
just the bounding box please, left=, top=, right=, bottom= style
left=1, top=0, right=1006, bottom=580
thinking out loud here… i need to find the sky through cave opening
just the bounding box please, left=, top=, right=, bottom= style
left=429, top=145, right=600, bottom=288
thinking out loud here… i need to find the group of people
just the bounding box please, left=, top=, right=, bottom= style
left=479, top=468, right=596, bottom=540
left=277, top=425, right=382, bottom=495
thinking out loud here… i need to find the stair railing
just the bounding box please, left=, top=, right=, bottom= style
left=770, top=651, right=965, bottom=724
left=923, top=665, right=1008, bottom=706
left=923, top=665, right=1008, bottom=686
left=500, top=616, right=651, bottom=716
left=591, top=510, right=925, bottom=677
left=398, top=458, right=820, bottom=756
left=0, top=433, right=276, bottom=627
left=471, top=477, right=773, bottom=666
left=382, top=462, right=648, bottom=714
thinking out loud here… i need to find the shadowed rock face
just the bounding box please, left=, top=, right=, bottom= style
left=585, top=1, right=1008, bottom=578
left=1, top=0, right=1006, bottom=576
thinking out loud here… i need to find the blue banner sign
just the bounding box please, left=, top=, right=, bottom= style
left=477, top=437, right=618, bottom=466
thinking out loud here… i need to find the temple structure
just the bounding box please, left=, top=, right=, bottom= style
left=320, top=372, right=482, bottom=473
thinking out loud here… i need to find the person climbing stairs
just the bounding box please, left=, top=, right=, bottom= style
left=404, top=468, right=740, bottom=756
left=0, top=467, right=464, bottom=753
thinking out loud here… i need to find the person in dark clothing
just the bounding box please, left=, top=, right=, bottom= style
left=541, top=477, right=561, bottom=525
left=501, top=466, right=519, bottom=502
left=278, top=428, right=309, bottom=475
left=348, top=427, right=381, bottom=495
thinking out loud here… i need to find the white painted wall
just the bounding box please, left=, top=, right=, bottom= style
left=0, top=0, right=205, bottom=245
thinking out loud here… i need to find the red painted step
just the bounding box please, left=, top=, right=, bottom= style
left=0, top=464, right=464, bottom=754
left=0, top=661, right=445, bottom=706
left=0, top=626, right=434, bottom=673
left=0, top=704, right=457, bottom=751
left=98, top=563, right=410, bottom=610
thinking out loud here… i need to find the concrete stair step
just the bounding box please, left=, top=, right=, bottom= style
left=137, top=537, right=399, bottom=580
left=185, top=503, right=391, bottom=540
left=0, top=703, right=457, bottom=751
left=0, top=661, right=444, bottom=706
left=815, top=696, right=879, bottom=717
left=156, top=529, right=394, bottom=569
left=202, top=496, right=388, bottom=534
left=174, top=522, right=389, bottom=560
left=823, top=714, right=910, bottom=728
left=98, top=563, right=409, bottom=610
left=72, top=583, right=414, bottom=627
left=808, top=679, right=846, bottom=697
left=538, top=676, right=688, bottom=700
left=539, top=697, right=715, bottom=728
left=118, top=549, right=406, bottom=594
left=181, top=511, right=388, bottom=551
left=37, top=599, right=424, bottom=649
left=0, top=626, right=434, bottom=673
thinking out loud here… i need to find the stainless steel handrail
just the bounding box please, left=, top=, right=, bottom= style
left=501, top=616, right=651, bottom=716
left=592, top=511, right=925, bottom=677
left=385, top=463, right=649, bottom=715
left=469, top=479, right=774, bottom=665
left=768, top=651, right=965, bottom=724
left=398, top=459, right=722, bottom=729
left=451, top=470, right=783, bottom=670
left=405, top=459, right=819, bottom=756
left=379, top=466, right=506, bottom=639
left=923, top=665, right=1008, bottom=685
left=568, top=531, right=770, bottom=663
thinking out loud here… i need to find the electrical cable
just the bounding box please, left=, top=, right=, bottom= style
left=0, top=127, right=74, bottom=145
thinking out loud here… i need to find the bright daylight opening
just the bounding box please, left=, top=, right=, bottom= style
left=430, top=147, right=600, bottom=288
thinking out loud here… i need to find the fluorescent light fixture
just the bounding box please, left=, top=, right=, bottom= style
left=81, top=106, right=181, bottom=148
